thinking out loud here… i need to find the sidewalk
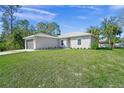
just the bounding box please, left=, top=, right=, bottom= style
left=0, top=49, right=34, bottom=56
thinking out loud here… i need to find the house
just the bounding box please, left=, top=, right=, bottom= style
left=23, top=32, right=97, bottom=49
left=99, top=39, right=109, bottom=48
left=99, top=38, right=124, bottom=48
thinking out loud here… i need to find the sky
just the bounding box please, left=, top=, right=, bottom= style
left=0, top=5, right=124, bottom=37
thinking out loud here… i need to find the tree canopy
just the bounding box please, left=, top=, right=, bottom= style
left=36, top=22, right=61, bottom=36
left=0, top=5, right=21, bottom=33
left=87, top=26, right=101, bottom=39
left=101, top=16, right=122, bottom=48
left=0, top=6, right=61, bottom=51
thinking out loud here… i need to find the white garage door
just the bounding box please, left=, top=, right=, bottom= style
left=26, top=39, right=34, bottom=49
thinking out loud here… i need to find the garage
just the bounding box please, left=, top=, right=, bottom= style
left=26, top=39, right=34, bottom=49
left=24, top=33, right=59, bottom=50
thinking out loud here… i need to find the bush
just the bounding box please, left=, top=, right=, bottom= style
left=91, top=42, right=99, bottom=49
left=0, top=42, right=6, bottom=52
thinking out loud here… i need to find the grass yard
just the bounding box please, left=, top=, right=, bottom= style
left=0, top=49, right=124, bottom=88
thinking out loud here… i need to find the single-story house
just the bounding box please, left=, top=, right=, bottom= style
left=23, top=32, right=97, bottom=49
left=99, top=38, right=124, bottom=48
left=99, top=39, right=109, bottom=48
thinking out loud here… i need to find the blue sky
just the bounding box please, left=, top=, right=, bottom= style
left=0, top=5, right=124, bottom=37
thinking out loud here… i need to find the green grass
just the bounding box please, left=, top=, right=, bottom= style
left=0, top=49, right=124, bottom=88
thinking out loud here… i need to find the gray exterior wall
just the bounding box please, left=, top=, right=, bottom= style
left=59, top=36, right=95, bottom=49
left=70, top=36, right=91, bottom=49
left=24, top=35, right=97, bottom=49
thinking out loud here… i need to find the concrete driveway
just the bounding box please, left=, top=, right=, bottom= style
left=0, top=49, right=34, bottom=56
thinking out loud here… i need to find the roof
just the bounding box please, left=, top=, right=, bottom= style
left=23, top=32, right=92, bottom=40
left=99, top=38, right=109, bottom=44
left=23, top=33, right=58, bottom=39
left=58, top=32, right=92, bottom=38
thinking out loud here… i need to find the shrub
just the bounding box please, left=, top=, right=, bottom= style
left=0, top=42, right=6, bottom=52
left=91, top=42, right=99, bottom=49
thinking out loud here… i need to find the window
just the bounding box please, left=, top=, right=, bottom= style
left=77, top=39, right=81, bottom=45
left=61, top=40, right=64, bottom=46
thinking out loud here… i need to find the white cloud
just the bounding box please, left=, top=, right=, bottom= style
left=77, top=16, right=87, bottom=20
left=21, top=7, right=56, bottom=16
left=23, top=5, right=65, bottom=9
left=15, top=7, right=57, bottom=21
left=69, top=5, right=102, bottom=11
left=110, top=5, right=124, bottom=10
left=15, top=12, right=55, bottom=21
left=0, top=22, right=2, bottom=25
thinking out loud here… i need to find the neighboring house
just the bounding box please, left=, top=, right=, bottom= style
left=23, top=32, right=97, bottom=49
left=99, top=38, right=124, bottom=48
left=114, top=43, right=124, bottom=48
left=99, top=39, right=109, bottom=48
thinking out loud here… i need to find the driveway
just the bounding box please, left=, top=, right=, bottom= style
left=0, top=49, right=34, bottom=56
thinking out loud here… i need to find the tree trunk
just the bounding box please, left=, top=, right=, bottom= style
left=10, top=7, right=14, bottom=33
left=109, top=38, right=112, bottom=49
left=10, top=15, right=13, bottom=33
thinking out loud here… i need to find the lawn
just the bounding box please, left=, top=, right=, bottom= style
left=0, top=49, right=124, bottom=88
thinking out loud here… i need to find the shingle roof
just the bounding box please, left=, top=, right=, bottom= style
left=23, top=32, right=92, bottom=39
left=58, top=32, right=92, bottom=38
left=23, top=33, right=58, bottom=39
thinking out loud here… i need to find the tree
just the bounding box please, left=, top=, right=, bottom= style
left=36, top=22, right=47, bottom=33
left=16, top=19, right=29, bottom=30
left=29, top=25, right=36, bottom=34
left=12, top=26, right=24, bottom=49
left=101, top=16, right=122, bottom=49
left=87, top=26, right=101, bottom=49
left=1, top=13, right=9, bottom=34
left=0, top=5, right=21, bottom=33
left=87, top=26, right=101, bottom=39
left=0, top=5, right=21, bottom=50
left=36, top=22, right=61, bottom=36
left=47, top=22, right=61, bottom=36
left=16, top=19, right=32, bottom=37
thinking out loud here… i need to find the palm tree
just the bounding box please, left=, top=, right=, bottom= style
left=87, top=26, right=101, bottom=40
left=101, top=16, right=122, bottom=49
left=87, top=26, right=101, bottom=49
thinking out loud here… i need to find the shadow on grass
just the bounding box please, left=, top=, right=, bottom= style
left=96, top=48, right=112, bottom=50
left=95, top=47, right=124, bottom=51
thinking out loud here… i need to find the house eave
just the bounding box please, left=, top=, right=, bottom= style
left=58, top=34, right=92, bottom=39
